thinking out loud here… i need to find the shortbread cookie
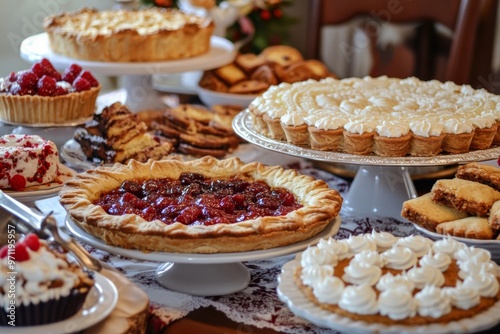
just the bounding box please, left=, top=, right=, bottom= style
left=436, top=217, right=494, bottom=239
left=456, top=162, right=500, bottom=192
left=401, top=193, right=468, bottom=232
left=431, top=178, right=500, bottom=217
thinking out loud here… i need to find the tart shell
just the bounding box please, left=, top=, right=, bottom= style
left=0, top=85, right=100, bottom=125
left=59, top=157, right=343, bottom=253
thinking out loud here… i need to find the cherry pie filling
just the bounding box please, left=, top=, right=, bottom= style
left=94, top=172, right=303, bottom=226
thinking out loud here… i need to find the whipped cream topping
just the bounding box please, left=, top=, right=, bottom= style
left=300, top=231, right=500, bottom=320
left=414, top=285, right=451, bottom=318
left=378, top=289, right=417, bottom=320
left=407, top=265, right=445, bottom=289
left=249, top=76, right=500, bottom=136
left=338, top=285, right=378, bottom=315
left=0, top=242, right=92, bottom=308
left=419, top=250, right=451, bottom=272
left=0, top=134, right=60, bottom=189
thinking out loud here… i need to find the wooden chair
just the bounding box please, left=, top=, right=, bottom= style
left=306, top=0, right=486, bottom=85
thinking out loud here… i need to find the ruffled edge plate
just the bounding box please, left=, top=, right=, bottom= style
left=277, top=256, right=500, bottom=334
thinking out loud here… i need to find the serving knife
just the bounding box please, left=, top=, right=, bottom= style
left=0, top=190, right=102, bottom=272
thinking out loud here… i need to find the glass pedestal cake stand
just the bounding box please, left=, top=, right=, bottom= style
left=65, top=214, right=341, bottom=296
left=233, top=110, right=500, bottom=219
left=20, top=33, right=236, bottom=112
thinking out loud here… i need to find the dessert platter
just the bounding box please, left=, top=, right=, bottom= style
left=234, top=111, right=500, bottom=218
left=277, top=232, right=500, bottom=334
left=401, top=162, right=500, bottom=261
left=235, top=76, right=500, bottom=218
left=59, top=156, right=343, bottom=295
left=66, top=214, right=341, bottom=296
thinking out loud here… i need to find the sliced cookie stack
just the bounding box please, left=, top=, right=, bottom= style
left=402, top=162, right=500, bottom=240
left=145, top=104, right=242, bottom=158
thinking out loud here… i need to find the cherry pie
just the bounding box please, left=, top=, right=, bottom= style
left=59, top=157, right=342, bottom=253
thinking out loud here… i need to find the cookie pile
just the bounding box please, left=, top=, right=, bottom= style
left=198, top=45, right=337, bottom=95
left=143, top=104, right=242, bottom=158
left=402, top=162, right=500, bottom=240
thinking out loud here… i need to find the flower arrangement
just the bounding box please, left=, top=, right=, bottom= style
left=142, top=0, right=297, bottom=54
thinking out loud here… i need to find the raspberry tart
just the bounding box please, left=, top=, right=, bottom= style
left=0, top=58, right=100, bottom=125
left=43, top=7, right=214, bottom=62
left=59, top=157, right=342, bottom=253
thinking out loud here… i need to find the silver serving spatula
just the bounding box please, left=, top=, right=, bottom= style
left=0, top=190, right=102, bottom=272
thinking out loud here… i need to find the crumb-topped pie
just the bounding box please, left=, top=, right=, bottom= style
left=59, top=157, right=342, bottom=253
left=44, top=7, right=215, bottom=62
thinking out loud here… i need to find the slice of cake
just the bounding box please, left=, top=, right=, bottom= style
left=74, top=102, right=173, bottom=164
left=0, top=134, right=61, bottom=190
left=431, top=178, right=500, bottom=217
left=401, top=193, right=468, bottom=232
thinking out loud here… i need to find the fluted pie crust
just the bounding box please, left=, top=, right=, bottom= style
left=44, top=8, right=215, bottom=62
left=59, top=157, right=342, bottom=253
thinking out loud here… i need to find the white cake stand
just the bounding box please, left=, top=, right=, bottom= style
left=20, top=33, right=236, bottom=111
left=65, top=214, right=341, bottom=296
left=233, top=110, right=500, bottom=219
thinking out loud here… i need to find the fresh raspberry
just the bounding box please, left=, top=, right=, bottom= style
left=39, top=58, right=62, bottom=81
left=16, top=70, right=38, bottom=90
left=7, top=71, right=17, bottom=82
left=37, top=75, right=57, bottom=96
left=13, top=243, right=30, bottom=262
left=72, top=77, right=91, bottom=92
left=77, top=70, right=99, bottom=87
left=23, top=233, right=40, bottom=251
left=0, top=245, right=8, bottom=259
left=31, top=62, right=44, bottom=78
left=9, top=82, right=35, bottom=96
left=9, top=174, right=26, bottom=190
left=498, top=156, right=500, bottom=166
left=62, top=64, right=82, bottom=84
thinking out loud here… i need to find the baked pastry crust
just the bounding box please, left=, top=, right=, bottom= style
left=456, top=162, right=500, bottom=192
left=44, top=8, right=214, bottom=62
left=249, top=76, right=500, bottom=157
left=59, top=157, right=342, bottom=253
left=401, top=193, right=468, bottom=232
left=431, top=178, right=500, bottom=217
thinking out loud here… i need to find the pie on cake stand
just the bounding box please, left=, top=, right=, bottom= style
left=232, top=110, right=500, bottom=219
left=20, top=33, right=236, bottom=112
left=65, top=214, right=341, bottom=296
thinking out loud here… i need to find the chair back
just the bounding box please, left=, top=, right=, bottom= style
left=306, top=0, right=484, bottom=84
